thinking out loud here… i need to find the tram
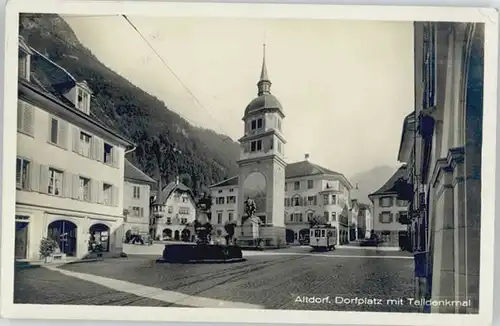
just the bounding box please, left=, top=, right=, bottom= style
left=309, top=224, right=337, bottom=251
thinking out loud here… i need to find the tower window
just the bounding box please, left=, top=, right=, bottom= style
left=251, top=120, right=256, bottom=130
left=257, top=118, right=263, bottom=128
left=250, top=140, right=263, bottom=152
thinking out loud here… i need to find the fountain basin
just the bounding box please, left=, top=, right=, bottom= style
left=156, top=243, right=245, bottom=264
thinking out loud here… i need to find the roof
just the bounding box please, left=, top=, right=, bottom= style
left=244, top=93, right=283, bottom=116
left=20, top=37, right=133, bottom=147
left=209, top=160, right=351, bottom=188
left=397, top=111, right=416, bottom=162
left=209, top=176, right=239, bottom=188
left=368, top=165, right=408, bottom=198
left=286, top=160, right=341, bottom=179
left=124, top=159, right=156, bottom=184
left=154, top=181, right=194, bottom=205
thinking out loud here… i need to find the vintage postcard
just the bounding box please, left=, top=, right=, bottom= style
left=1, top=1, right=498, bottom=326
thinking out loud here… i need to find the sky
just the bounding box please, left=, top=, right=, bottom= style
left=63, top=15, right=414, bottom=177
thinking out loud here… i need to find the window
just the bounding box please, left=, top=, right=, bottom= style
left=293, top=197, right=301, bottom=206
left=103, top=183, right=112, bottom=205
left=397, top=212, right=409, bottom=223
left=166, top=217, right=172, bottom=224
left=379, top=212, right=393, bottom=223
left=16, top=158, right=30, bottom=190
left=180, top=218, right=188, bottom=224
left=307, top=180, right=314, bottom=189
left=218, top=189, right=223, bottom=193
left=217, top=212, right=223, bottom=224
left=79, top=132, right=92, bottom=157
left=18, top=52, right=29, bottom=80
left=379, top=197, right=393, bottom=208
left=396, top=199, right=408, bottom=207
left=331, top=212, right=337, bottom=221
left=307, top=212, right=313, bottom=221
left=307, top=196, right=317, bottom=206
left=227, top=196, right=236, bottom=204
left=50, top=118, right=59, bottom=144
left=324, top=211, right=329, bottom=221
left=104, top=143, right=113, bottom=164
left=48, top=117, right=68, bottom=148
left=228, top=212, right=234, bottom=221
left=77, top=88, right=90, bottom=113
left=133, top=186, right=140, bottom=199
left=17, top=101, right=34, bottom=136
left=229, top=188, right=234, bottom=192
left=294, top=181, right=300, bottom=190
left=251, top=120, right=257, bottom=130
left=48, top=168, right=63, bottom=196
left=168, top=206, right=173, bottom=213
left=182, top=196, right=188, bottom=203
left=132, top=206, right=144, bottom=217
left=323, top=195, right=329, bottom=205
left=216, top=197, right=225, bottom=205
left=250, top=140, right=262, bottom=152
left=79, top=177, right=91, bottom=201
left=257, top=118, right=263, bottom=128
left=332, top=195, right=337, bottom=205
left=179, top=207, right=190, bottom=215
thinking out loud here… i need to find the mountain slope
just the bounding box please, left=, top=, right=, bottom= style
left=19, top=14, right=240, bottom=195
left=349, top=165, right=399, bottom=204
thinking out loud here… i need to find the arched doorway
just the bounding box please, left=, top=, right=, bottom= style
left=174, top=230, right=180, bottom=241
left=162, top=228, right=172, bottom=240
left=285, top=229, right=295, bottom=244
left=47, top=220, right=77, bottom=257
left=89, top=223, right=110, bottom=252
left=181, top=229, right=191, bottom=242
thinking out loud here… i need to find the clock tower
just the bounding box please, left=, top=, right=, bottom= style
left=237, top=45, right=287, bottom=247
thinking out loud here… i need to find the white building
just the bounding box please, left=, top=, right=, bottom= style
left=150, top=178, right=197, bottom=241
left=123, top=158, right=156, bottom=237
left=209, top=155, right=354, bottom=246
left=368, top=165, right=410, bottom=247
left=15, top=37, right=134, bottom=261
left=209, top=176, right=238, bottom=236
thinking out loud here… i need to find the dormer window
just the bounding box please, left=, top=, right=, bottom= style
left=76, top=87, right=91, bottom=114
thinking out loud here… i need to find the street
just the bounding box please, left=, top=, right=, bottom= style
left=14, top=246, right=419, bottom=312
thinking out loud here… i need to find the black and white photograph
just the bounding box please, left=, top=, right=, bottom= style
left=1, top=1, right=498, bottom=326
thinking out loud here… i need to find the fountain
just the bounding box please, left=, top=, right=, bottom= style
left=157, top=208, right=245, bottom=264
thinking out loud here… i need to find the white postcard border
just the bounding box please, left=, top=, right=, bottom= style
left=1, top=1, right=498, bottom=326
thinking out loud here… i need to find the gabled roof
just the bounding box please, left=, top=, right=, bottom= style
left=124, top=159, right=156, bottom=185
left=209, top=176, right=239, bottom=188
left=285, top=160, right=341, bottom=179
left=153, top=181, right=194, bottom=205
left=368, top=165, right=408, bottom=198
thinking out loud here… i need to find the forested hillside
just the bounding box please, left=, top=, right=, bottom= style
left=19, top=14, right=240, bottom=195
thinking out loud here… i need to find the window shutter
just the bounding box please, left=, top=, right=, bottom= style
left=95, top=137, right=103, bottom=162
left=29, top=161, right=40, bottom=192
left=314, top=196, right=317, bottom=205
left=23, top=103, right=34, bottom=135
left=59, top=120, right=68, bottom=148
left=112, top=147, right=119, bottom=168
left=89, top=137, right=96, bottom=160
left=89, top=180, right=97, bottom=203
left=39, top=165, right=50, bottom=194
left=63, top=172, right=72, bottom=198
left=97, top=181, right=103, bottom=204
left=71, top=174, right=79, bottom=199
left=17, top=100, right=23, bottom=131
left=72, top=126, right=80, bottom=153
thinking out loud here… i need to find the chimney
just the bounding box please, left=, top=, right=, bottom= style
left=304, top=153, right=310, bottom=161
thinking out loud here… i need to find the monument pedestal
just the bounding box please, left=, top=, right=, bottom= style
left=235, top=225, right=286, bottom=249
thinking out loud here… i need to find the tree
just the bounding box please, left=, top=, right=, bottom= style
left=309, top=215, right=328, bottom=228
left=39, top=237, right=58, bottom=263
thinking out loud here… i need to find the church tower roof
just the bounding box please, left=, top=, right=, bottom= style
left=244, top=44, right=284, bottom=118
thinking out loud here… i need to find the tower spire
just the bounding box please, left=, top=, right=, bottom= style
left=257, top=43, right=272, bottom=96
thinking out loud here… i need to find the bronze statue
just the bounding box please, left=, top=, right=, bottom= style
left=244, top=197, right=257, bottom=217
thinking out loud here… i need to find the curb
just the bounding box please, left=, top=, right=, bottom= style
left=156, top=257, right=246, bottom=264
left=15, top=263, right=42, bottom=270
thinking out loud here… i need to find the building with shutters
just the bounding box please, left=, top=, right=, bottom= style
left=123, top=158, right=156, bottom=237
left=15, top=36, right=134, bottom=261
left=150, top=177, right=197, bottom=241
left=368, top=165, right=410, bottom=248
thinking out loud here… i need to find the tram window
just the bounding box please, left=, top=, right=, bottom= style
left=311, top=230, right=314, bottom=237
left=327, top=231, right=333, bottom=237
left=315, top=230, right=321, bottom=237
left=321, top=230, right=325, bottom=237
